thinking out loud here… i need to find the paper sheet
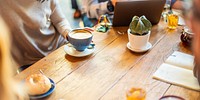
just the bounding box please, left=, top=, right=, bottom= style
left=178, top=16, right=186, bottom=26
left=153, top=63, right=200, bottom=91
left=165, top=51, right=194, bottom=70
left=153, top=51, right=200, bottom=91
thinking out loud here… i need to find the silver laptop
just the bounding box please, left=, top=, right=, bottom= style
left=112, top=0, right=165, bottom=27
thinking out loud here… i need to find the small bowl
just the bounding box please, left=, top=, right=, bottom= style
left=159, top=95, right=185, bottom=100
left=180, top=26, right=193, bottom=46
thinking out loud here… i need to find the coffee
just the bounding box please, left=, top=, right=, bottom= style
left=70, top=32, right=92, bottom=39
left=68, top=29, right=93, bottom=51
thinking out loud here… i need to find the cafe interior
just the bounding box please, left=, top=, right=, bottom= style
left=0, top=0, right=199, bottom=100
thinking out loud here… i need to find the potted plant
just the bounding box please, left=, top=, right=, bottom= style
left=127, top=15, right=152, bottom=51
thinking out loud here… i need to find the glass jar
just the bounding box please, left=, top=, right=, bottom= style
left=167, top=13, right=179, bottom=29
left=180, top=26, right=193, bottom=46
left=126, top=88, right=146, bottom=100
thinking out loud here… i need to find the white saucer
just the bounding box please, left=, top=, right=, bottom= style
left=127, top=42, right=152, bottom=53
left=64, top=44, right=95, bottom=57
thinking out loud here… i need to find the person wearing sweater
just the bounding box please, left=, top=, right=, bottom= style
left=0, top=0, right=72, bottom=68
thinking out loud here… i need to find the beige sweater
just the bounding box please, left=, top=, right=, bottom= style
left=0, top=0, right=71, bottom=67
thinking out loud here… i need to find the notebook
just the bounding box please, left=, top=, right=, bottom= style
left=112, top=0, right=165, bottom=27
left=153, top=51, right=200, bottom=91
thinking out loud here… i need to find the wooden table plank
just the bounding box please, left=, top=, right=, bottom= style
left=15, top=28, right=120, bottom=83
left=165, top=86, right=200, bottom=100
left=101, top=26, right=196, bottom=100
left=47, top=23, right=168, bottom=100
left=15, top=21, right=200, bottom=100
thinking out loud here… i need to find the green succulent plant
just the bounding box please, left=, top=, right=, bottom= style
left=129, top=15, right=152, bottom=35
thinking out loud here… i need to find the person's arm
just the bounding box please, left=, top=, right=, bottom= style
left=82, top=0, right=115, bottom=19
left=50, top=0, right=72, bottom=38
left=171, top=0, right=184, bottom=10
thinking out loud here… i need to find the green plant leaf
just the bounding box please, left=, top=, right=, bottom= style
left=129, top=15, right=152, bottom=35
left=129, top=16, right=139, bottom=32
left=140, top=15, right=152, bottom=32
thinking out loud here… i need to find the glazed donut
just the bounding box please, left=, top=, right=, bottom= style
left=25, top=74, right=51, bottom=95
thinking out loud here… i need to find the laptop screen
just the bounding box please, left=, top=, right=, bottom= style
left=112, top=0, right=165, bottom=27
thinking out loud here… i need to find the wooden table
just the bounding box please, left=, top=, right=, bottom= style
left=15, top=21, right=200, bottom=100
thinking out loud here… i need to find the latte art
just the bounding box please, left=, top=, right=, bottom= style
left=68, top=29, right=93, bottom=51
left=70, top=33, right=92, bottom=39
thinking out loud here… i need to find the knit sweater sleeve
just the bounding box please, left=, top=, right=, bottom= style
left=50, top=0, right=72, bottom=38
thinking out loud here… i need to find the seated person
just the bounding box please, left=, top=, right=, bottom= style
left=81, top=0, right=117, bottom=27
left=71, top=0, right=81, bottom=18
left=82, top=0, right=116, bottom=19
left=0, top=0, right=72, bottom=70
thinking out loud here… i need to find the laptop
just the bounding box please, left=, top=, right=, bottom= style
left=112, top=0, right=165, bottom=27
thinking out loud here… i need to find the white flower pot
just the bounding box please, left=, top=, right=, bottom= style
left=127, top=29, right=151, bottom=50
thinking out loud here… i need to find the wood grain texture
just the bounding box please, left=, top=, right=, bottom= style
left=15, top=28, right=119, bottom=82
left=101, top=25, right=181, bottom=100
left=164, top=85, right=200, bottom=100
left=15, top=22, right=200, bottom=100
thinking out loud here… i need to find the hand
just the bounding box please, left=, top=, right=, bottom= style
left=111, top=0, right=117, bottom=6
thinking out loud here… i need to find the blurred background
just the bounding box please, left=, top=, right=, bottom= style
left=59, top=0, right=82, bottom=28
